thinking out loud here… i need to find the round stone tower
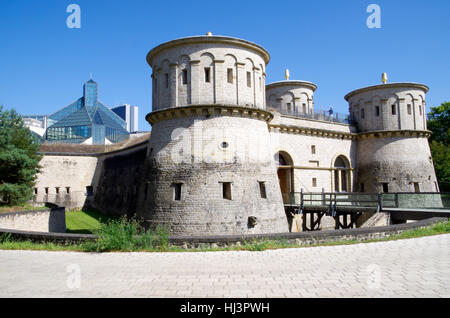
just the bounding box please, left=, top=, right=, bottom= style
left=136, top=34, right=289, bottom=235
left=266, top=75, right=317, bottom=115
left=345, top=79, right=439, bottom=193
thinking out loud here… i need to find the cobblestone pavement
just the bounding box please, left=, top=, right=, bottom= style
left=0, top=234, right=449, bottom=298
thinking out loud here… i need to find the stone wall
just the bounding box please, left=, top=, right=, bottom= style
left=269, top=112, right=356, bottom=193
left=87, top=143, right=148, bottom=216
left=266, top=81, right=317, bottom=114
left=148, top=36, right=268, bottom=110
left=33, top=155, right=99, bottom=210
left=34, top=142, right=149, bottom=214
left=357, top=135, right=438, bottom=193
left=0, top=206, right=66, bottom=233
left=136, top=107, right=289, bottom=235
left=346, top=83, right=428, bottom=132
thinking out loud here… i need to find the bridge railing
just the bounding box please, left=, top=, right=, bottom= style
left=384, top=192, right=450, bottom=210
left=283, top=192, right=450, bottom=211
left=283, top=192, right=380, bottom=208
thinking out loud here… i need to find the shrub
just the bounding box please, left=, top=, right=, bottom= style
left=80, top=217, right=169, bottom=252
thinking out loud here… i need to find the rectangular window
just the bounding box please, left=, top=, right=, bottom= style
left=311, top=145, right=316, bottom=154
left=246, top=71, right=251, bottom=87
left=227, top=68, right=233, bottom=84
left=222, top=182, right=232, bottom=200
left=312, top=178, right=317, bottom=187
left=34, top=188, right=38, bottom=195
left=419, top=105, right=422, bottom=116
left=414, top=182, right=420, bottom=193
left=45, top=187, right=49, bottom=195
left=287, top=103, right=291, bottom=112
left=407, top=104, right=412, bottom=115
left=392, top=104, right=397, bottom=115
left=182, top=69, right=188, bottom=85
left=302, top=104, right=306, bottom=113
left=360, top=183, right=365, bottom=193
left=382, top=183, right=389, bottom=193
left=165, top=73, right=169, bottom=88
left=375, top=106, right=380, bottom=117
left=259, top=77, right=262, bottom=91
left=86, top=186, right=93, bottom=196
left=55, top=187, right=60, bottom=194
left=259, top=182, right=267, bottom=199
left=204, top=68, right=210, bottom=83
left=361, top=108, right=365, bottom=119
left=173, top=183, right=182, bottom=201
left=66, top=187, right=71, bottom=194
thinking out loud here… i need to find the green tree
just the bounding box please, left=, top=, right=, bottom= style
left=427, top=102, right=450, bottom=192
left=0, top=106, right=42, bottom=205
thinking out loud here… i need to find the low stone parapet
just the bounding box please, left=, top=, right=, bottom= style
left=0, top=216, right=445, bottom=248
left=0, top=203, right=66, bottom=233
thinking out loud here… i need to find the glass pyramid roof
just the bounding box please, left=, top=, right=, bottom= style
left=50, top=107, right=92, bottom=128
left=44, top=79, right=129, bottom=144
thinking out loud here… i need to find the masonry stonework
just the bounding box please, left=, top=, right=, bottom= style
left=138, top=35, right=288, bottom=235
left=31, top=34, right=439, bottom=236
left=266, top=81, right=317, bottom=115
left=345, top=83, right=437, bottom=193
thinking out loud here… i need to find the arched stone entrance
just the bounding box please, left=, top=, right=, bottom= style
left=275, top=151, right=294, bottom=200
left=333, top=155, right=351, bottom=192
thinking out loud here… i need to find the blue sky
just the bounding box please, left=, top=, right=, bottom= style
left=1, top=0, right=449, bottom=132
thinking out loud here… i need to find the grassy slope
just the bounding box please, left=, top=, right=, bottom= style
left=65, top=210, right=116, bottom=234
left=0, top=204, right=46, bottom=213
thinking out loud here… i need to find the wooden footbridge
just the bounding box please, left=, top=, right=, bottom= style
left=283, top=192, right=450, bottom=231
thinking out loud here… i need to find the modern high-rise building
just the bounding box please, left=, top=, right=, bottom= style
left=21, top=115, right=47, bottom=137
left=111, top=104, right=139, bottom=132
left=44, top=79, right=129, bottom=144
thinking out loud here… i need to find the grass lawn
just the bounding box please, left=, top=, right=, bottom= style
left=65, top=210, right=116, bottom=234
left=0, top=204, right=46, bottom=213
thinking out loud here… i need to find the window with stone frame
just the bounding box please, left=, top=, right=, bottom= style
left=204, top=68, right=211, bottom=83
left=182, top=69, right=188, bottom=85
left=259, top=182, right=267, bottom=199
left=221, top=182, right=232, bottom=200
left=173, top=183, right=182, bottom=201
left=227, top=68, right=233, bottom=84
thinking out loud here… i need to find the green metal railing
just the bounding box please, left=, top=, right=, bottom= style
left=283, top=192, right=450, bottom=212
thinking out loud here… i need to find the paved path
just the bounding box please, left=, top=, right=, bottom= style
left=0, top=234, right=449, bottom=298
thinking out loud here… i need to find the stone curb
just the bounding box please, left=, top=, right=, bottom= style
left=0, top=216, right=446, bottom=246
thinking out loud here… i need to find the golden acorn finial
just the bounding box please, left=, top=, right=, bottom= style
left=285, top=69, right=290, bottom=80
left=206, top=31, right=212, bottom=36
left=382, top=72, right=388, bottom=84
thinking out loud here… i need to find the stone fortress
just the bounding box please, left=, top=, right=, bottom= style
left=33, top=33, right=439, bottom=236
